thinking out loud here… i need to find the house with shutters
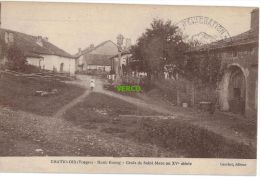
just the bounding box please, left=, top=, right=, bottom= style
left=75, top=40, right=118, bottom=73
left=0, top=28, right=76, bottom=75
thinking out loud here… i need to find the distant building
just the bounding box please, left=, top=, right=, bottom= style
left=0, top=28, right=76, bottom=75
left=110, top=51, right=132, bottom=76
left=75, top=40, right=118, bottom=73
left=185, top=8, right=259, bottom=118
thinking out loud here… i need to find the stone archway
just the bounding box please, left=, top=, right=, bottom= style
left=219, top=64, right=247, bottom=115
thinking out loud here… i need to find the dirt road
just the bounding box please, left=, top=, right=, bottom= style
left=0, top=74, right=256, bottom=156
left=0, top=75, right=177, bottom=156
left=63, top=75, right=256, bottom=148
left=65, top=75, right=173, bottom=115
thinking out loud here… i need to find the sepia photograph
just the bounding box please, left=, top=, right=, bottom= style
left=0, top=1, right=258, bottom=175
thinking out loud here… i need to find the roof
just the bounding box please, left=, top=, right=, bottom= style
left=25, top=53, right=43, bottom=58
left=188, top=29, right=258, bottom=52
left=109, top=51, right=132, bottom=60
left=86, top=54, right=112, bottom=66
left=0, top=28, right=74, bottom=58
left=75, top=40, right=118, bottom=58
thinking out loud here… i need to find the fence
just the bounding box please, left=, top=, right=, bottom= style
left=177, top=78, right=217, bottom=107
left=153, top=76, right=217, bottom=108
left=1, top=69, right=75, bottom=81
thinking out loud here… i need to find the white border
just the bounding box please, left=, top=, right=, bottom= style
left=0, top=0, right=259, bottom=177
left=0, top=0, right=259, bottom=7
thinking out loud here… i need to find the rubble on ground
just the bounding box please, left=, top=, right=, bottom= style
left=34, top=89, right=58, bottom=97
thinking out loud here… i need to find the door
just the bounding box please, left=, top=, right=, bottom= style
left=228, top=68, right=246, bottom=114
left=60, top=63, right=64, bottom=73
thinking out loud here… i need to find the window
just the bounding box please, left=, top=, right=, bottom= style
left=4, top=32, right=14, bottom=44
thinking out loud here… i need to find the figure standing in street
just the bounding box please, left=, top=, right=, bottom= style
left=90, top=79, right=95, bottom=91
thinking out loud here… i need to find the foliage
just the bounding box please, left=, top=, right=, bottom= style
left=130, top=19, right=188, bottom=79
left=6, top=44, right=27, bottom=71
left=21, top=64, right=42, bottom=74
left=0, top=37, right=7, bottom=60
left=184, top=51, right=222, bottom=86
left=129, top=18, right=223, bottom=87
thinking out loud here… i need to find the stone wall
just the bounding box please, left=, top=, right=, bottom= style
left=184, top=40, right=258, bottom=118
left=218, top=44, right=258, bottom=118
left=176, top=77, right=217, bottom=108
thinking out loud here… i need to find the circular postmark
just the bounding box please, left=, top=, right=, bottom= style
left=176, top=16, right=232, bottom=46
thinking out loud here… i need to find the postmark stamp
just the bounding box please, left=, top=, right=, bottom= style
left=176, top=16, right=232, bottom=45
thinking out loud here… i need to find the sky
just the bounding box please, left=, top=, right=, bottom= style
left=1, top=2, right=254, bottom=54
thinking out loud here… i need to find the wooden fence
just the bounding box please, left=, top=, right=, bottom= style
left=0, top=69, right=75, bottom=81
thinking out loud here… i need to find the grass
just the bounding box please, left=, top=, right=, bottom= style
left=64, top=92, right=256, bottom=158
left=218, top=114, right=257, bottom=139
left=0, top=73, right=85, bottom=116
left=103, top=83, right=142, bottom=99
left=145, top=80, right=178, bottom=105
left=134, top=118, right=256, bottom=158
left=66, top=92, right=158, bottom=117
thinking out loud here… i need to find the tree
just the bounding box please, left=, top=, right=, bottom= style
left=6, top=44, right=27, bottom=71
left=185, top=51, right=222, bottom=86
left=131, top=18, right=188, bottom=80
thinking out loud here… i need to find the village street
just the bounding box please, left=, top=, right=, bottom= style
left=0, top=2, right=257, bottom=160
left=0, top=74, right=256, bottom=157
left=67, top=75, right=256, bottom=146
left=0, top=2, right=258, bottom=176
left=0, top=75, right=180, bottom=157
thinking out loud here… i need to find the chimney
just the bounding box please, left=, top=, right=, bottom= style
left=4, top=32, right=14, bottom=45
left=251, top=8, right=259, bottom=31
left=78, top=48, right=82, bottom=54
left=36, top=36, right=43, bottom=47
left=43, top=36, right=48, bottom=42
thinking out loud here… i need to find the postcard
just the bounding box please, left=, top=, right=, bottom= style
left=0, top=1, right=258, bottom=175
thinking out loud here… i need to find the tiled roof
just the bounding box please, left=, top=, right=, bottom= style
left=25, top=52, right=43, bottom=58
left=188, top=29, right=258, bottom=52
left=86, top=54, right=112, bottom=66
left=75, top=40, right=118, bottom=58
left=0, top=28, right=74, bottom=58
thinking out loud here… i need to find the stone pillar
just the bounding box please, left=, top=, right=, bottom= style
left=219, top=71, right=231, bottom=111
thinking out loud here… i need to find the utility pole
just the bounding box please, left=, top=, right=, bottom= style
left=116, top=34, right=124, bottom=83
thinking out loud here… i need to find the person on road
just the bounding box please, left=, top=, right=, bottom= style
left=90, top=79, right=95, bottom=91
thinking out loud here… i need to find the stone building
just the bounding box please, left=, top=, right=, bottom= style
left=0, top=28, right=76, bottom=75
left=75, top=40, right=118, bottom=73
left=110, top=52, right=132, bottom=76
left=185, top=9, right=258, bottom=118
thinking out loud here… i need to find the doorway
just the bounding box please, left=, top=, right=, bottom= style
left=60, top=63, right=64, bottom=73
left=228, top=66, right=246, bottom=114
